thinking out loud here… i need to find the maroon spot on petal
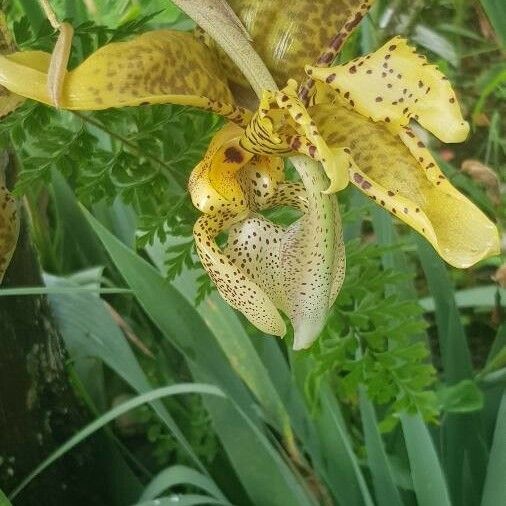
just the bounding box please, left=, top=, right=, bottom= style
left=387, top=190, right=395, bottom=196
left=353, top=173, right=364, bottom=184
left=349, top=65, right=357, bottom=74
left=325, top=73, right=336, bottom=83
left=224, top=147, right=244, bottom=163
left=361, top=180, right=372, bottom=190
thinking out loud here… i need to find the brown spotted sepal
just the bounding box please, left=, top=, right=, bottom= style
left=0, top=183, right=19, bottom=283
left=216, top=0, right=375, bottom=87
left=307, top=36, right=470, bottom=143
left=0, top=30, right=252, bottom=123
left=311, top=103, right=500, bottom=268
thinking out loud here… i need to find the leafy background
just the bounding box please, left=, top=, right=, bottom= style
left=0, top=0, right=505, bottom=505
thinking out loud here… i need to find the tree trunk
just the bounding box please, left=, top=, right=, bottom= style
left=0, top=153, right=106, bottom=505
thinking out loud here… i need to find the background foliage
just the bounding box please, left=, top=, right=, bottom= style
left=0, top=1, right=505, bottom=505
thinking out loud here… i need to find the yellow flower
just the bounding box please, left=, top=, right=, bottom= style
left=0, top=1, right=499, bottom=348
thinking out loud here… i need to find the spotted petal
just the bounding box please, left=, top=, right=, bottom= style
left=312, top=103, right=500, bottom=268
left=0, top=30, right=247, bottom=121
left=189, top=125, right=345, bottom=349
left=215, top=0, right=375, bottom=87
left=239, top=81, right=354, bottom=193
left=307, top=36, right=470, bottom=143
left=214, top=176, right=344, bottom=350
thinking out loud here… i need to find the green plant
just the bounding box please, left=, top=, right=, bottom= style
left=0, top=1, right=504, bottom=506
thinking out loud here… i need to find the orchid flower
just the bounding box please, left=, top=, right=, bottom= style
left=0, top=1, right=499, bottom=349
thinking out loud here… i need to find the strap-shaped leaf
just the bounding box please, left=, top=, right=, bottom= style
left=0, top=31, right=236, bottom=114
left=307, top=36, right=470, bottom=143
left=312, top=103, right=500, bottom=268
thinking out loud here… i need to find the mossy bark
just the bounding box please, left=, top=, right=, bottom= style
left=0, top=153, right=105, bottom=505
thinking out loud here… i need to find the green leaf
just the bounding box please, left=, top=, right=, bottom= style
left=359, top=388, right=403, bottom=506
left=317, top=387, right=375, bottom=506
left=437, top=380, right=484, bottom=413
left=419, top=286, right=506, bottom=311
left=134, top=495, right=229, bottom=506
left=416, top=236, right=488, bottom=505
left=81, top=206, right=316, bottom=506
left=478, top=0, right=506, bottom=47
left=0, top=488, right=12, bottom=506
left=481, top=392, right=506, bottom=506
left=46, top=273, right=205, bottom=473
left=141, top=465, right=227, bottom=502
left=401, top=414, right=452, bottom=506
left=9, top=384, right=224, bottom=501
left=0, top=286, right=130, bottom=296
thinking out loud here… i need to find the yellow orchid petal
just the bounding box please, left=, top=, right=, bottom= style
left=277, top=80, right=351, bottom=193
left=307, top=36, right=470, bottom=143
left=189, top=124, right=285, bottom=335
left=237, top=155, right=285, bottom=209
left=189, top=125, right=345, bottom=348
left=216, top=0, right=376, bottom=87
left=188, top=123, right=252, bottom=213
left=280, top=157, right=345, bottom=349
left=239, top=81, right=353, bottom=194
left=195, top=211, right=287, bottom=336
left=0, top=31, right=246, bottom=120
left=0, top=11, right=25, bottom=118
left=0, top=182, right=19, bottom=283
left=312, top=104, right=500, bottom=268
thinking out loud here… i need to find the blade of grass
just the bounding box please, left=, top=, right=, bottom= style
left=318, top=387, right=375, bottom=506
left=0, top=488, right=12, bottom=506
left=46, top=275, right=206, bottom=474
left=478, top=0, right=506, bottom=47
left=140, top=465, right=227, bottom=501
left=359, top=387, right=404, bottom=506
left=9, top=384, right=224, bottom=501
left=0, top=286, right=130, bottom=296
left=401, top=414, right=452, bottom=506
left=416, top=236, right=488, bottom=505
left=481, top=391, right=506, bottom=506
left=368, top=209, right=451, bottom=506
left=419, top=286, right=505, bottom=311
left=147, top=240, right=299, bottom=456
left=134, top=496, right=229, bottom=506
